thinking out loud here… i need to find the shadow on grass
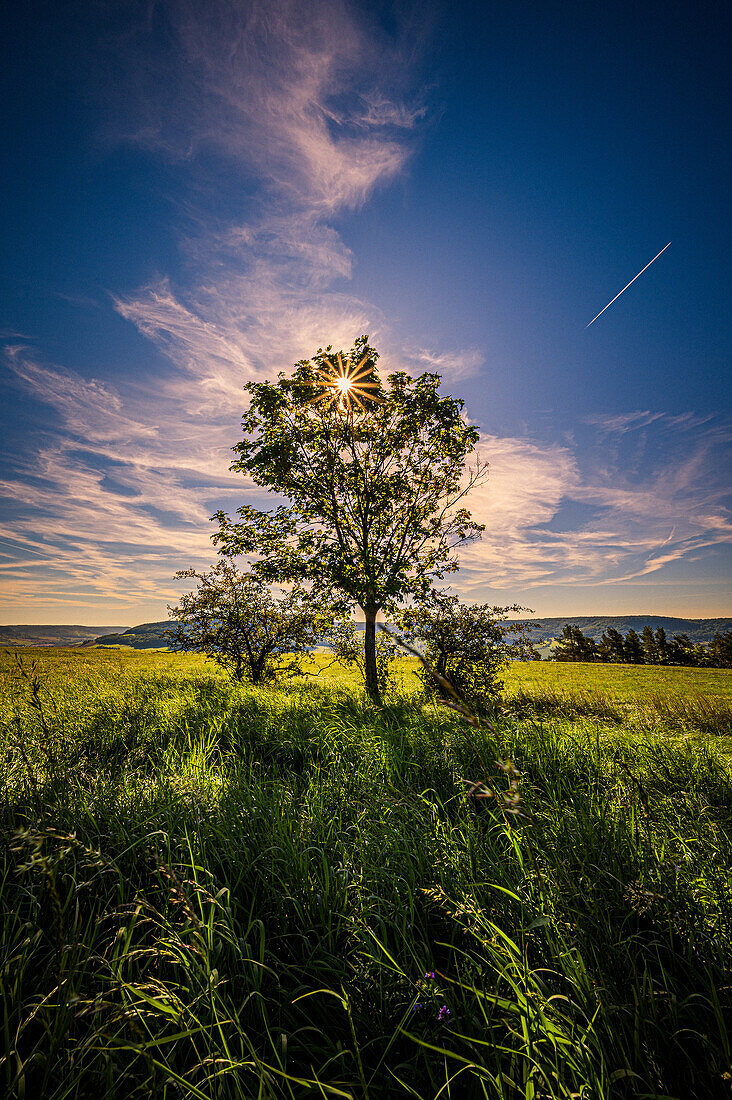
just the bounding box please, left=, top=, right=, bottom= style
left=2, top=668, right=731, bottom=1097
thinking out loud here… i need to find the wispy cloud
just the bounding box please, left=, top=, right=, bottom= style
left=1, top=0, right=429, bottom=617
left=1, top=1, right=730, bottom=620
left=407, top=346, right=484, bottom=382
left=119, top=0, right=422, bottom=212
left=3, top=328, right=730, bottom=614
left=109, top=0, right=433, bottom=395
left=585, top=409, right=714, bottom=435
left=6, top=347, right=157, bottom=444
left=459, top=415, right=731, bottom=593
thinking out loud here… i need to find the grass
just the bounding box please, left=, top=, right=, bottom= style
left=504, top=663, right=732, bottom=740
left=1, top=647, right=731, bottom=1098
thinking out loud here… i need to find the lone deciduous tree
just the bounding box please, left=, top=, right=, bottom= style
left=214, top=336, right=487, bottom=703
left=167, top=561, right=335, bottom=685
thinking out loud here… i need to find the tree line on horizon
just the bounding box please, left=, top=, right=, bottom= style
left=551, top=622, right=732, bottom=668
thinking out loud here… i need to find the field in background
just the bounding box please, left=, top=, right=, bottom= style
left=6, top=646, right=732, bottom=735
left=4, top=644, right=732, bottom=697
left=508, top=658, right=732, bottom=702
left=1, top=647, right=731, bottom=1098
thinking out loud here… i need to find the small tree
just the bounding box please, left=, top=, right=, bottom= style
left=642, top=625, right=658, bottom=664
left=599, top=627, right=626, bottom=663
left=214, top=336, right=487, bottom=703
left=655, top=626, right=669, bottom=664
left=623, top=628, right=644, bottom=664
left=396, top=590, right=538, bottom=713
left=707, top=630, right=732, bottom=668
left=167, top=562, right=336, bottom=684
left=553, top=624, right=599, bottom=663
left=667, top=632, right=697, bottom=667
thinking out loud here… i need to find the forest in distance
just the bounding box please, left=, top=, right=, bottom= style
left=5, top=616, right=728, bottom=669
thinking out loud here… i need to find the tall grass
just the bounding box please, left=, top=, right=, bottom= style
left=1, top=650, right=731, bottom=1098
left=505, top=683, right=732, bottom=736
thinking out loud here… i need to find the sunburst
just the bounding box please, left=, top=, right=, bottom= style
left=310, top=351, right=383, bottom=414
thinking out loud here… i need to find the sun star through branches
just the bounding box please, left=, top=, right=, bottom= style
left=311, top=351, right=384, bottom=413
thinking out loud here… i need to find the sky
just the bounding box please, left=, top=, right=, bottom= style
left=1, top=0, right=730, bottom=625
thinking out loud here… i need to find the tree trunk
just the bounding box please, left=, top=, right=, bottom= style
left=363, top=607, right=381, bottom=705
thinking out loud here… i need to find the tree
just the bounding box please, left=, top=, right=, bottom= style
left=654, top=627, right=670, bottom=664
left=553, top=624, right=599, bottom=662
left=623, top=628, right=644, bottom=664
left=167, top=562, right=336, bottom=685
left=642, top=625, right=658, bottom=665
left=396, top=590, right=537, bottom=713
left=326, top=618, right=399, bottom=699
left=599, top=627, right=626, bottom=663
left=214, top=336, right=487, bottom=703
left=708, top=630, right=732, bottom=668
left=666, top=633, right=697, bottom=666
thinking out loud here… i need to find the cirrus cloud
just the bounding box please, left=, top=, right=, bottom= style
left=1, top=0, right=730, bottom=621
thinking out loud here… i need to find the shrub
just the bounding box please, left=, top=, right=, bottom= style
left=167, top=561, right=338, bottom=684
left=396, top=589, right=538, bottom=713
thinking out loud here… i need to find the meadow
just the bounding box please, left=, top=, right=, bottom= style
left=1, top=647, right=731, bottom=1098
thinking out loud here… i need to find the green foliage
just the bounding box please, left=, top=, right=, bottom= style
left=396, top=589, right=539, bottom=713
left=642, top=624, right=658, bottom=664
left=556, top=622, right=732, bottom=668
left=167, top=561, right=336, bottom=684
left=709, top=629, right=732, bottom=668
left=213, top=336, right=486, bottom=702
left=1, top=648, right=731, bottom=1098
left=599, top=626, right=625, bottom=662
left=623, top=626, right=644, bottom=663
left=527, top=616, right=732, bottom=645
left=553, top=623, right=600, bottom=662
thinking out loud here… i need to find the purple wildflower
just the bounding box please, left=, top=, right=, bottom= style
left=437, top=1004, right=450, bottom=1022
left=412, top=1001, right=424, bottom=1013
left=424, top=970, right=435, bottom=980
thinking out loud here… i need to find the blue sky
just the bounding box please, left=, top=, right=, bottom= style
left=1, top=0, right=730, bottom=624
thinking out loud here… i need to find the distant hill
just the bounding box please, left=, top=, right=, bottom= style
left=86, top=620, right=385, bottom=649
left=0, top=624, right=127, bottom=647
left=82, top=622, right=172, bottom=649
left=86, top=614, right=732, bottom=650
left=519, top=616, right=732, bottom=644
left=4, top=615, right=730, bottom=652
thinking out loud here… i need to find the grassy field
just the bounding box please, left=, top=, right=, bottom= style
left=1, top=647, right=731, bottom=1098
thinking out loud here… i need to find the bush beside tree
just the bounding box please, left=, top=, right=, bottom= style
left=396, top=590, right=539, bottom=713
left=167, top=562, right=337, bottom=684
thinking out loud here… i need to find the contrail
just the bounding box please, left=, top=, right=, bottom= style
left=586, top=241, right=671, bottom=327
